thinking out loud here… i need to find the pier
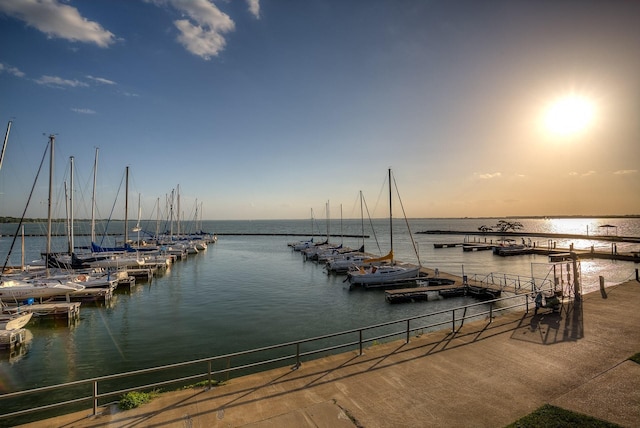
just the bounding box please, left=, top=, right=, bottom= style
left=420, top=229, right=640, bottom=243
left=431, top=234, right=640, bottom=263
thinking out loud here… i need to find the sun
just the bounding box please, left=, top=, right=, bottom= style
left=543, top=94, right=596, bottom=137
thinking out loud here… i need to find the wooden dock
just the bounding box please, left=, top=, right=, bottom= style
left=127, top=268, right=154, bottom=281
left=433, top=238, right=640, bottom=263
left=384, top=267, right=503, bottom=304
left=0, top=328, right=28, bottom=349
left=21, top=302, right=81, bottom=323
left=64, top=287, right=113, bottom=303
left=462, top=244, right=494, bottom=252
left=433, top=243, right=463, bottom=248
left=385, top=283, right=502, bottom=303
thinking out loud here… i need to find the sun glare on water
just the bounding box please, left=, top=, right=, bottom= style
left=543, top=94, right=596, bottom=137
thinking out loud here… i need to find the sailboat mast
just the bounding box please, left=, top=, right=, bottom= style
left=69, top=156, right=74, bottom=255
left=326, top=200, right=330, bottom=242
left=176, top=184, right=181, bottom=238
left=360, top=191, right=364, bottom=249
left=91, top=148, right=98, bottom=243
left=46, top=134, right=55, bottom=277
left=155, top=197, right=160, bottom=241
left=0, top=120, right=11, bottom=173
left=169, top=189, right=174, bottom=239
left=388, top=168, right=393, bottom=263
left=124, top=166, right=129, bottom=244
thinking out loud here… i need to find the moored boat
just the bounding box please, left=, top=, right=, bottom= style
left=347, top=169, right=422, bottom=287
left=0, top=311, right=33, bottom=331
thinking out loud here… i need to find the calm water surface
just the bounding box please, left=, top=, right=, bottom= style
left=1, top=217, right=639, bottom=394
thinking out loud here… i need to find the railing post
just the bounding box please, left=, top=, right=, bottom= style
left=489, top=302, right=494, bottom=322
left=208, top=360, right=212, bottom=390
left=406, top=319, right=410, bottom=343
left=452, top=309, right=456, bottom=333
left=359, top=330, right=363, bottom=355
left=293, top=343, right=301, bottom=369
left=93, top=380, right=98, bottom=416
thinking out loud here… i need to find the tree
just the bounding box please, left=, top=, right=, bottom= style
left=478, top=225, right=493, bottom=234
left=494, top=220, right=523, bottom=233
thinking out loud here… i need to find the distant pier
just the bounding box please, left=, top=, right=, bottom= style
left=418, top=229, right=640, bottom=243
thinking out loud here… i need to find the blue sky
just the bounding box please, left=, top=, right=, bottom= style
left=1, top=0, right=639, bottom=221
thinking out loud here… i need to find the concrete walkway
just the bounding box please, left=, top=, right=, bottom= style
left=19, top=280, right=640, bottom=428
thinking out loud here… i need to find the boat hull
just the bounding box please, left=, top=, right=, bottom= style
left=0, top=312, right=33, bottom=330
left=348, top=265, right=421, bottom=286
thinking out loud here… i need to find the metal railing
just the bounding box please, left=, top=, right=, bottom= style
left=468, top=271, right=554, bottom=294
left=0, top=291, right=551, bottom=423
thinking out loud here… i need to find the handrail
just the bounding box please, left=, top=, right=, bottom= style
left=0, top=291, right=555, bottom=423
left=467, top=271, right=555, bottom=294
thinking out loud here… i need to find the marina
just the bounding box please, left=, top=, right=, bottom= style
left=0, top=217, right=639, bottom=424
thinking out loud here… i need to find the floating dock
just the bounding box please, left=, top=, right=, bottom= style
left=385, top=283, right=502, bottom=303
left=65, top=287, right=113, bottom=303
left=127, top=268, right=154, bottom=281
left=0, top=328, right=28, bottom=349
left=433, top=243, right=463, bottom=248
left=21, top=302, right=81, bottom=323
left=462, top=244, right=494, bottom=252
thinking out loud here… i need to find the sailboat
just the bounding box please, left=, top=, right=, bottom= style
left=347, top=169, right=421, bottom=287
left=0, top=278, right=84, bottom=301
left=0, top=135, right=86, bottom=299
left=291, top=208, right=317, bottom=251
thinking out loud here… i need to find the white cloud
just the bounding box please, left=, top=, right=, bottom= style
left=86, top=75, right=116, bottom=85
left=0, top=0, right=115, bottom=47
left=153, top=0, right=235, bottom=60
left=613, top=169, right=637, bottom=175
left=247, top=0, right=260, bottom=19
left=582, top=170, right=596, bottom=177
left=35, top=75, right=89, bottom=88
left=71, top=108, right=96, bottom=114
left=475, top=172, right=502, bottom=180
left=0, top=63, right=26, bottom=78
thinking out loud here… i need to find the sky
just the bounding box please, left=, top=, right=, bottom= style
left=1, top=0, right=639, bottom=221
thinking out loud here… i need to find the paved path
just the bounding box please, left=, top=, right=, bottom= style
left=19, top=280, right=640, bottom=427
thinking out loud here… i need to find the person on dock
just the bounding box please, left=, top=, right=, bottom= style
left=534, top=292, right=543, bottom=315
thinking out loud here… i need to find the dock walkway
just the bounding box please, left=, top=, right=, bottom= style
left=19, top=279, right=640, bottom=428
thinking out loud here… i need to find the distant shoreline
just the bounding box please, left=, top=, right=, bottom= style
left=1, top=215, right=640, bottom=223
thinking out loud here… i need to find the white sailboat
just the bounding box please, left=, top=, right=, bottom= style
left=0, top=135, right=86, bottom=301
left=0, top=277, right=85, bottom=301
left=347, top=169, right=421, bottom=287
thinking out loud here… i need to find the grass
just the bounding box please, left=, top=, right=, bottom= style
left=505, top=404, right=621, bottom=428
left=118, top=380, right=226, bottom=411
left=118, top=390, right=161, bottom=410
left=180, top=379, right=225, bottom=389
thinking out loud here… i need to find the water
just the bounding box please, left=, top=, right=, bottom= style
left=0, top=217, right=638, bottom=395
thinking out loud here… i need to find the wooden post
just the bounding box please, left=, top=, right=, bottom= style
left=599, top=276, right=607, bottom=299
left=571, top=252, right=581, bottom=301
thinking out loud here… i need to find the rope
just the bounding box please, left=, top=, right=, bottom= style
left=1, top=141, right=49, bottom=277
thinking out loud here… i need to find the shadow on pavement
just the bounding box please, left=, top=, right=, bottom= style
left=511, top=300, right=583, bottom=345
